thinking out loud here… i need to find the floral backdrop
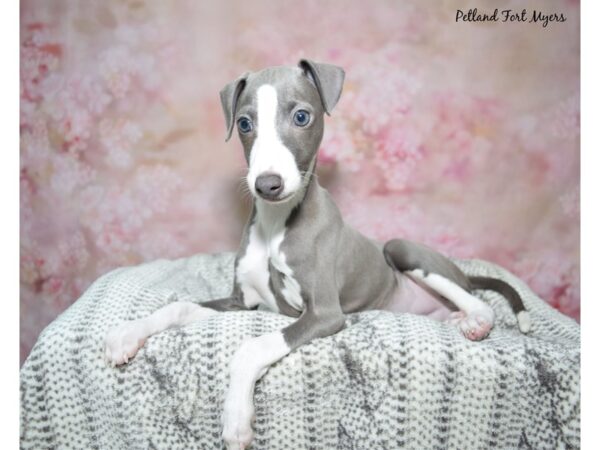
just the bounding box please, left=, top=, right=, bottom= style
left=20, top=0, right=580, bottom=364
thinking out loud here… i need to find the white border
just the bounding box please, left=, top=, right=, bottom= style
left=0, top=0, right=20, bottom=446
left=581, top=0, right=597, bottom=447
left=5, top=1, right=591, bottom=448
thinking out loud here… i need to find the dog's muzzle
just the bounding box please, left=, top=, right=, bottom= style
left=255, top=173, right=284, bottom=201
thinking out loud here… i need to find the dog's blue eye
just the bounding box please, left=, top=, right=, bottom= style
left=237, top=117, right=253, bottom=133
left=293, top=110, right=310, bottom=127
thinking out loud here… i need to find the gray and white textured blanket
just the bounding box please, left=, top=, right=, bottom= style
left=21, top=252, right=580, bottom=449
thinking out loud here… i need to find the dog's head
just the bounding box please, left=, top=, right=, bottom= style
left=220, top=59, right=344, bottom=203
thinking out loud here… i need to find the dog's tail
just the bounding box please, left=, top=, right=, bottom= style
left=467, top=275, right=531, bottom=333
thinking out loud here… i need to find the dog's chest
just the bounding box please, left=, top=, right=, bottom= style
left=236, top=222, right=304, bottom=314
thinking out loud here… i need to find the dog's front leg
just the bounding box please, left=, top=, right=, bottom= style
left=104, top=296, right=244, bottom=366
left=222, top=305, right=345, bottom=449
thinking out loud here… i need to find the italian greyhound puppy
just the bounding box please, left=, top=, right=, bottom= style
left=104, top=59, right=530, bottom=450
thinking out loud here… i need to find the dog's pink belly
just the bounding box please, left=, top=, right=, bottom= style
left=383, top=273, right=452, bottom=321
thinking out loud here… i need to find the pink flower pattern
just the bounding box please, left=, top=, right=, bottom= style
left=20, top=0, right=580, bottom=364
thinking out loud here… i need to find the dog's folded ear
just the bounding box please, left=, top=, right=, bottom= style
left=220, top=72, right=250, bottom=142
left=298, top=59, right=345, bottom=115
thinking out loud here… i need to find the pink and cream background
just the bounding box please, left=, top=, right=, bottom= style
left=20, top=0, right=580, bottom=364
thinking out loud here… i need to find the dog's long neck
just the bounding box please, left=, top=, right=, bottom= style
left=253, top=160, right=318, bottom=236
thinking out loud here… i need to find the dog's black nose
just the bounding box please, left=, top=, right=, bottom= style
left=255, top=173, right=284, bottom=200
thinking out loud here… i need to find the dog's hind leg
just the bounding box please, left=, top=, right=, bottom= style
left=384, top=239, right=495, bottom=341
left=104, top=297, right=243, bottom=366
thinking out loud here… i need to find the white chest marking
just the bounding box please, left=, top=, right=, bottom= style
left=269, top=235, right=304, bottom=312
left=236, top=204, right=304, bottom=313
left=236, top=223, right=279, bottom=312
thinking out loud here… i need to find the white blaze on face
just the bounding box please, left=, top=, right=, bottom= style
left=247, top=84, right=302, bottom=199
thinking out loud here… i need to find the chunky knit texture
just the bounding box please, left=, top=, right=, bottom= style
left=20, top=252, right=580, bottom=449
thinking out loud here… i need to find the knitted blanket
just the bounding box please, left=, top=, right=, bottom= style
left=20, top=252, right=580, bottom=449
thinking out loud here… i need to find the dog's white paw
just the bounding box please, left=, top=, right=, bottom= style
left=104, top=320, right=147, bottom=366
left=447, top=307, right=495, bottom=341
left=446, top=311, right=467, bottom=325
left=222, top=398, right=254, bottom=450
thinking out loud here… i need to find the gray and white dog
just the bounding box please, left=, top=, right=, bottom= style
left=105, top=59, right=530, bottom=449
